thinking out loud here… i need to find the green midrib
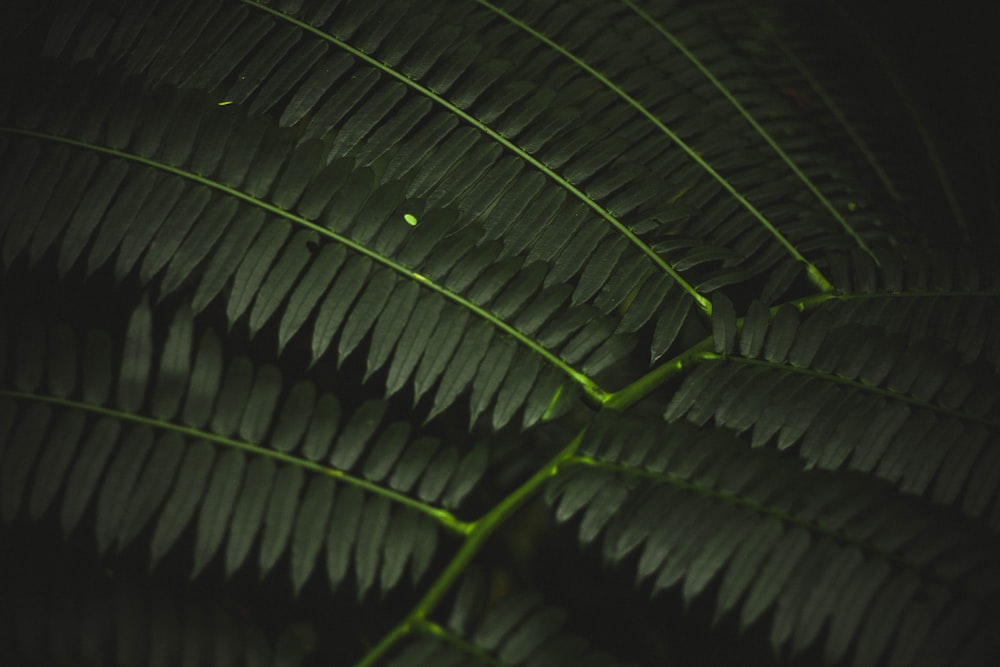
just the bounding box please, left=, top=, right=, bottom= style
left=355, top=429, right=587, bottom=667
left=0, top=126, right=607, bottom=406
left=0, top=388, right=471, bottom=535
left=564, top=453, right=972, bottom=593
left=475, top=0, right=836, bottom=292
left=242, top=0, right=713, bottom=315
left=700, top=352, right=1000, bottom=430
left=606, top=289, right=1000, bottom=413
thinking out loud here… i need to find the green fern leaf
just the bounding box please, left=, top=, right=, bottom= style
left=2, top=0, right=998, bottom=664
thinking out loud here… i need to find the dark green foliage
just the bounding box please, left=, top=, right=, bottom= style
left=1, top=0, right=998, bottom=665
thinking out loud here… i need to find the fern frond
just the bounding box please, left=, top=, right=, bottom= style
left=37, top=0, right=716, bottom=312
left=0, top=63, right=642, bottom=426
left=21, top=0, right=936, bottom=357
left=548, top=412, right=1000, bottom=666
left=664, top=292, right=1000, bottom=526
left=0, top=297, right=490, bottom=597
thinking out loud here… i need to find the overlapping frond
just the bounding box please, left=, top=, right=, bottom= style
left=664, top=288, right=1000, bottom=527
left=0, top=297, right=493, bottom=597
left=30, top=0, right=921, bottom=352
left=547, top=412, right=1000, bottom=666
left=0, top=62, right=645, bottom=428
left=803, top=245, right=1000, bottom=372
left=479, top=0, right=882, bottom=285
left=26, top=0, right=717, bottom=322
left=18, top=0, right=955, bottom=378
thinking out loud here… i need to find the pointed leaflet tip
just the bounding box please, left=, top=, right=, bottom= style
left=117, top=296, right=154, bottom=414
left=711, top=293, right=737, bottom=355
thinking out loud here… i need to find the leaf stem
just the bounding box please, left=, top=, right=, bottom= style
left=705, top=353, right=1000, bottom=430
left=561, top=455, right=946, bottom=588
left=355, top=429, right=587, bottom=666
left=607, top=282, right=1000, bottom=427
left=603, top=337, right=715, bottom=411
left=603, top=285, right=992, bottom=411
left=0, top=389, right=472, bottom=535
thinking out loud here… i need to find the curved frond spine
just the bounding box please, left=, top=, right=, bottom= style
left=0, top=126, right=607, bottom=406
left=241, top=0, right=712, bottom=314
left=696, top=352, right=1000, bottom=431
left=474, top=0, right=835, bottom=292
left=2, top=387, right=468, bottom=538
left=356, top=428, right=588, bottom=666
left=549, top=413, right=1000, bottom=665
left=0, top=297, right=533, bottom=629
